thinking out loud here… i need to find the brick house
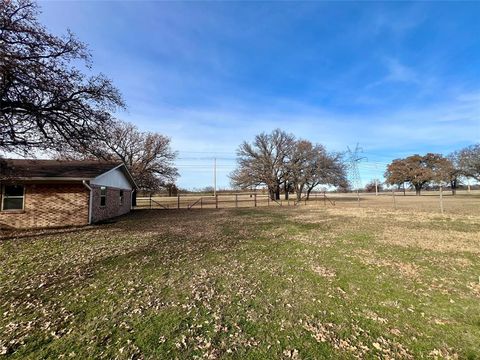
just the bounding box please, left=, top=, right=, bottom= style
left=0, top=159, right=137, bottom=229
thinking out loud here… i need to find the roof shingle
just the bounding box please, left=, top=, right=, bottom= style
left=0, top=159, right=122, bottom=179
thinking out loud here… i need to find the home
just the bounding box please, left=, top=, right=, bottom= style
left=0, top=159, right=137, bottom=229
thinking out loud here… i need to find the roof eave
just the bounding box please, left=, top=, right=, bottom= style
left=0, top=177, right=92, bottom=182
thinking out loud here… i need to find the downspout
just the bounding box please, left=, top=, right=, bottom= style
left=82, top=180, right=93, bottom=225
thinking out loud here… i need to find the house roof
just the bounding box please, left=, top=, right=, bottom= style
left=0, top=159, right=137, bottom=188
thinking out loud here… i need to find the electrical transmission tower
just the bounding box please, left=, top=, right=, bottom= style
left=346, top=144, right=366, bottom=192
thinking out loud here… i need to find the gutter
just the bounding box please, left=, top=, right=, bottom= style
left=14, top=177, right=94, bottom=181
left=82, top=180, right=93, bottom=225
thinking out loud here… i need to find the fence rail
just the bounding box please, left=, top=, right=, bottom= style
left=135, top=192, right=334, bottom=210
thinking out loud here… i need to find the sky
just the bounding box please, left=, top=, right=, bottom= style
left=38, top=1, right=480, bottom=189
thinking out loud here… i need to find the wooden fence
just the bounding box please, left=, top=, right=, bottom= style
left=135, top=192, right=335, bottom=210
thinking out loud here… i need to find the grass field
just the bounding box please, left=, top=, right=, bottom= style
left=1, top=198, right=480, bottom=358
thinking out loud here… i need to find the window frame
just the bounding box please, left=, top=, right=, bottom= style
left=119, top=189, right=124, bottom=205
left=100, top=186, right=107, bottom=207
left=1, top=184, right=26, bottom=212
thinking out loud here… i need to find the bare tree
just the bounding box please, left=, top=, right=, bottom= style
left=457, top=144, right=480, bottom=182
left=446, top=151, right=464, bottom=195
left=287, top=140, right=347, bottom=201
left=365, top=179, right=383, bottom=193
left=231, top=131, right=347, bottom=201
left=287, top=140, right=317, bottom=202
left=1, top=0, right=124, bottom=154
left=57, top=120, right=178, bottom=190
left=230, top=129, right=295, bottom=200
left=305, top=151, right=348, bottom=199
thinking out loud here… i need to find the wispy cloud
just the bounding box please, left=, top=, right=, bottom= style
left=367, top=57, right=420, bottom=89
left=118, top=89, right=479, bottom=187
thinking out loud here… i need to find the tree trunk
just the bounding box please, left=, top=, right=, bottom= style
left=451, top=179, right=457, bottom=195
left=269, top=187, right=275, bottom=201
left=306, top=187, right=313, bottom=200
left=275, top=186, right=280, bottom=200
left=415, top=185, right=421, bottom=196
left=284, top=182, right=289, bottom=200
left=296, top=186, right=303, bottom=202
left=403, top=183, right=406, bottom=196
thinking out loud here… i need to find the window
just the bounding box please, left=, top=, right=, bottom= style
left=100, top=186, right=107, bottom=207
left=2, top=185, right=25, bottom=211
left=119, top=190, right=124, bottom=205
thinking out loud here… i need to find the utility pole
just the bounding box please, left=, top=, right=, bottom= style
left=213, top=157, right=217, bottom=197
left=439, top=184, right=444, bottom=215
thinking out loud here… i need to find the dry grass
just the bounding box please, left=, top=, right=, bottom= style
left=327, top=190, right=480, bottom=216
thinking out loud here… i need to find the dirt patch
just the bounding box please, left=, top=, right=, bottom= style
left=355, top=249, right=420, bottom=279
left=311, top=265, right=336, bottom=279
left=380, top=227, right=480, bottom=254
left=467, top=282, right=480, bottom=297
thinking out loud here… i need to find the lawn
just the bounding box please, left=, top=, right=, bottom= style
left=1, top=205, right=480, bottom=359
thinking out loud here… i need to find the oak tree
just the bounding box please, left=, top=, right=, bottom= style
left=385, top=153, right=451, bottom=195
left=1, top=0, right=124, bottom=153
left=287, top=140, right=347, bottom=201
left=230, top=129, right=295, bottom=200
left=457, top=144, right=480, bottom=182
left=304, top=150, right=347, bottom=199
left=57, top=120, right=178, bottom=191
left=231, top=130, right=347, bottom=201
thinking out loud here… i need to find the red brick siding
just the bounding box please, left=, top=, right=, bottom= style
left=91, top=185, right=132, bottom=223
left=0, top=183, right=89, bottom=229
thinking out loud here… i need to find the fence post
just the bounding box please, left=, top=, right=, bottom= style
left=439, top=185, right=444, bottom=215
left=235, top=194, right=238, bottom=208
left=177, top=195, right=180, bottom=209
left=200, top=198, right=203, bottom=209
left=215, top=194, right=218, bottom=209
left=254, top=193, right=257, bottom=207
left=267, top=196, right=269, bottom=207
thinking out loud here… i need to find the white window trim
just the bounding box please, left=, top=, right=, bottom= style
left=1, top=184, right=26, bottom=212
left=100, top=186, right=107, bottom=207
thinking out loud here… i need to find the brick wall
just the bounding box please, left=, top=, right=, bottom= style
left=0, top=183, right=89, bottom=229
left=91, top=185, right=132, bottom=223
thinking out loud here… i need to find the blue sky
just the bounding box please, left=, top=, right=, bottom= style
left=39, top=1, right=479, bottom=189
